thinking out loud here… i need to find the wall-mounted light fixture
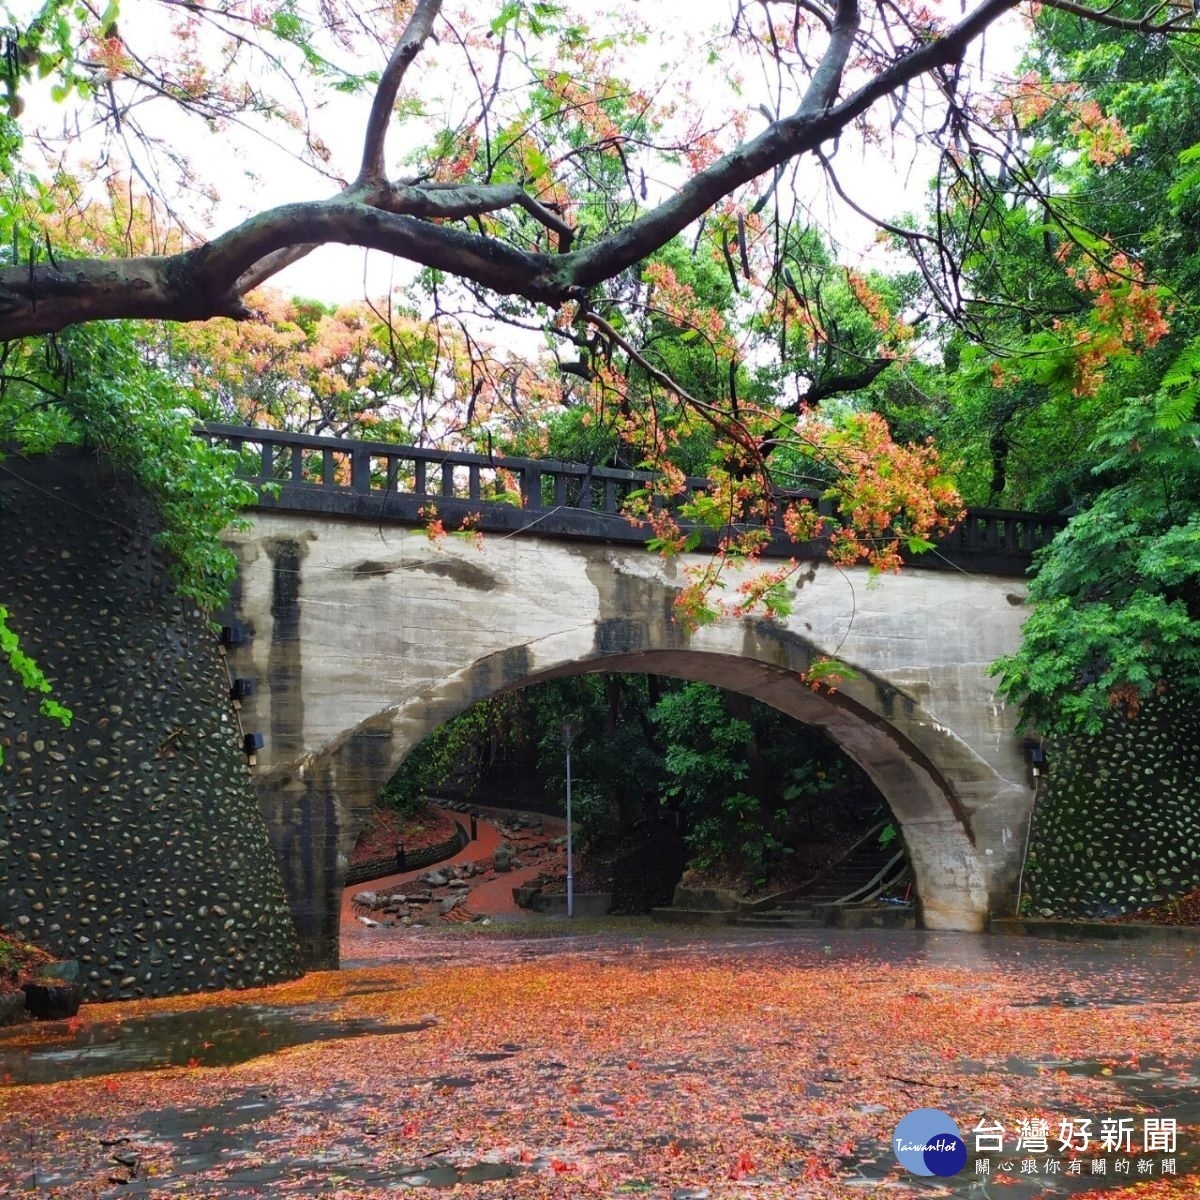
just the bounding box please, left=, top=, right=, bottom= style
left=1024, top=740, right=1047, bottom=779
left=220, top=623, right=246, bottom=650
left=243, top=731, right=265, bottom=766
left=230, top=677, right=255, bottom=705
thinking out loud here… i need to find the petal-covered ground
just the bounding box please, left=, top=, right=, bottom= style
left=1, top=925, right=1199, bottom=1199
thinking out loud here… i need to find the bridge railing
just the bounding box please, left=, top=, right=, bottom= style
left=198, top=421, right=720, bottom=515
left=196, top=423, right=1066, bottom=573
left=938, top=507, right=1066, bottom=558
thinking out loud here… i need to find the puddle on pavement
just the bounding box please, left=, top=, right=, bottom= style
left=392, top=1162, right=532, bottom=1186
left=0, top=1003, right=431, bottom=1086
left=1008, top=992, right=1178, bottom=1009
left=997, top=1052, right=1200, bottom=1101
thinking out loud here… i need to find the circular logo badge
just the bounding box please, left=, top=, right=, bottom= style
left=892, top=1108, right=967, bottom=1177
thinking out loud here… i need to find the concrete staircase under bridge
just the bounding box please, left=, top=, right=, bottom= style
left=735, top=823, right=911, bottom=930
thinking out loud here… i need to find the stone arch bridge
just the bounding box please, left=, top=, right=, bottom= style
left=204, top=424, right=1064, bottom=968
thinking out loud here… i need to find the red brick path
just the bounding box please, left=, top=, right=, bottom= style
left=340, top=807, right=567, bottom=959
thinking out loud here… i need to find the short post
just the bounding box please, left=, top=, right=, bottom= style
left=394, top=842, right=406, bottom=873
left=470, top=813, right=478, bottom=841
left=562, top=721, right=577, bottom=918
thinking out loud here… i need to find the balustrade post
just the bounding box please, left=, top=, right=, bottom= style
left=521, top=467, right=542, bottom=509
left=350, top=449, right=370, bottom=494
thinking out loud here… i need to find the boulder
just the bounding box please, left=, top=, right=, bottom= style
left=36, top=960, right=81, bottom=985
left=671, top=885, right=742, bottom=912
left=21, top=982, right=82, bottom=1021
left=0, top=992, right=27, bottom=1026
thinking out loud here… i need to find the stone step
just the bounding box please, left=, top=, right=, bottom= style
left=650, top=906, right=737, bottom=927
left=742, top=909, right=812, bottom=920
left=735, top=915, right=825, bottom=929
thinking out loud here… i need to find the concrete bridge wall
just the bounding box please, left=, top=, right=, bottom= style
left=225, top=512, right=1035, bottom=967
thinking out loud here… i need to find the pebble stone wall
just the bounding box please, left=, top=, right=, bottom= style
left=1024, top=693, right=1200, bottom=918
left=0, top=450, right=302, bottom=1001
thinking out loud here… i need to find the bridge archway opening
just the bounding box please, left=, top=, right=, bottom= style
left=357, top=646, right=988, bottom=934
left=371, top=659, right=901, bottom=912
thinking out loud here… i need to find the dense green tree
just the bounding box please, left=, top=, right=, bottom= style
left=994, top=371, right=1200, bottom=733
left=384, top=673, right=876, bottom=883
left=882, top=6, right=1200, bottom=730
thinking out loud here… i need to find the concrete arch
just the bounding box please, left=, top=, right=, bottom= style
left=231, top=514, right=1033, bottom=966
left=365, top=634, right=989, bottom=934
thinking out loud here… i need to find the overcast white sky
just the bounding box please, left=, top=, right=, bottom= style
left=269, top=2, right=1026, bottom=303
left=11, top=0, right=1028, bottom=307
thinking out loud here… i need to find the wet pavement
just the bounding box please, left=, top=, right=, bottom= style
left=0, top=1001, right=434, bottom=1085
left=347, top=922, right=1200, bottom=1005
left=1, top=927, right=1197, bottom=1198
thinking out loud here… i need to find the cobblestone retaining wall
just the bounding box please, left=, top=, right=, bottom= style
left=344, top=822, right=469, bottom=886
left=1025, top=693, right=1200, bottom=918
left=0, top=451, right=302, bottom=1000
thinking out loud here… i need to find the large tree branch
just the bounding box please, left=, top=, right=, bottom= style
left=783, top=356, right=895, bottom=413
left=0, top=200, right=556, bottom=338
left=367, top=181, right=574, bottom=250
left=357, top=0, right=443, bottom=185
left=1039, top=0, right=1200, bottom=32
left=565, top=0, right=1020, bottom=291
left=2, top=0, right=1192, bottom=340
left=822, top=0, right=1023, bottom=131
left=233, top=244, right=319, bottom=295
left=798, top=0, right=860, bottom=114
